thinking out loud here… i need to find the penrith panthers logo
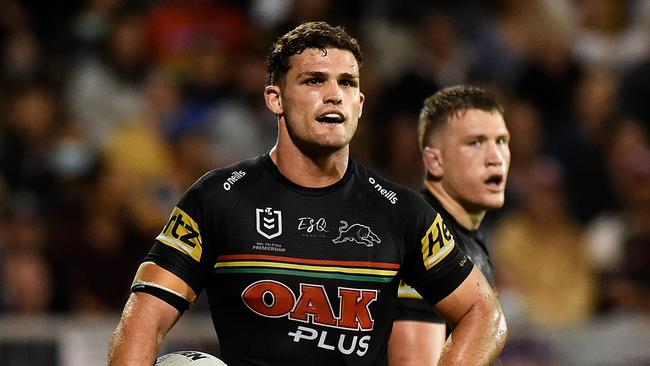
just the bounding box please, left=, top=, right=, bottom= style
left=332, top=221, right=381, bottom=247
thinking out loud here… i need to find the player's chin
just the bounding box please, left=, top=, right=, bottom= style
left=304, top=139, right=350, bottom=155
left=318, top=135, right=354, bottom=151
left=482, top=195, right=505, bottom=209
left=473, top=191, right=505, bottom=209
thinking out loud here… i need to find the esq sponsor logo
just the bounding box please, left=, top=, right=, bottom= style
left=298, top=217, right=328, bottom=238
left=368, top=177, right=398, bottom=204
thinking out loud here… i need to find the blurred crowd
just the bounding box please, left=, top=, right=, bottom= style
left=0, top=0, right=649, bottom=362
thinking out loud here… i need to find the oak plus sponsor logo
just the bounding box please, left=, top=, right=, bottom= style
left=256, top=207, right=282, bottom=239
left=332, top=221, right=381, bottom=247
left=223, top=170, right=246, bottom=190
left=242, top=280, right=376, bottom=356
left=367, top=177, right=398, bottom=204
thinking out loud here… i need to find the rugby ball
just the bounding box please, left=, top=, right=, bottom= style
left=154, top=351, right=227, bottom=366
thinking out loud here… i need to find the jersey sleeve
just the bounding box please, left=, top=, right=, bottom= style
left=143, top=174, right=215, bottom=296
left=395, top=280, right=446, bottom=323
left=400, top=199, right=473, bottom=306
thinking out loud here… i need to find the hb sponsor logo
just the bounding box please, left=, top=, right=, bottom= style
left=420, top=213, right=455, bottom=269
left=256, top=207, right=282, bottom=239
left=242, top=280, right=376, bottom=356
left=332, top=221, right=380, bottom=247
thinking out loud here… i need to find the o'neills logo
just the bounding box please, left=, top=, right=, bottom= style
left=368, top=177, right=398, bottom=204
left=223, top=170, right=246, bottom=190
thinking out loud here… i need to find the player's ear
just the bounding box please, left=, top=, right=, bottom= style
left=422, top=146, right=444, bottom=179
left=359, top=92, right=365, bottom=118
left=264, top=85, right=283, bottom=115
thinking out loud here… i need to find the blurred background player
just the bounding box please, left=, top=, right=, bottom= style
left=389, top=85, right=510, bottom=365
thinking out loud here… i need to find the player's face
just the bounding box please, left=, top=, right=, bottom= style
left=270, top=48, right=364, bottom=153
left=439, top=109, right=510, bottom=212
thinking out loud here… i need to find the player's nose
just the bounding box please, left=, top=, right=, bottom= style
left=323, top=80, right=343, bottom=105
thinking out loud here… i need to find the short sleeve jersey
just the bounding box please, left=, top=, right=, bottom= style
left=396, top=189, right=496, bottom=323
left=144, top=155, right=472, bottom=366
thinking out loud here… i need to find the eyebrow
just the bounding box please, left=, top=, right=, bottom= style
left=461, top=131, right=510, bottom=140
left=296, top=71, right=359, bottom=79
left=339, top=72, right=359, bottom=79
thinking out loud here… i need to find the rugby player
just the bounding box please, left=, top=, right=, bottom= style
left=108, top=22, right=507, bottom=366
left=390, top=85, right=510, bottom=365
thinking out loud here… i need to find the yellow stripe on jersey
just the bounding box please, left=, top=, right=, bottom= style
left=397, top=281, right=424, bottom=299
left=215, top=260, right=398, bottom=277
left=156, top=206, right=203, bottom=262
left=420, top=213, right=455, bottom=270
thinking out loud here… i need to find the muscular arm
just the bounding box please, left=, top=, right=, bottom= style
left=434, top=266, right=507, bottom=365
left=388, top=320, right=446, bottom=366
left=108, top=262, right=197, bottom=365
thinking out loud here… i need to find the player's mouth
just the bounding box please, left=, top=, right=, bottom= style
left=316, top=111, right=345, bottom=124
left=484, top=174, right=505, bottom=192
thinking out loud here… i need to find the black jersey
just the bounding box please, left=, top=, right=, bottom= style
left=144, top=154, right=472, bottom=366
left=395, top=188, right=495, bottom=323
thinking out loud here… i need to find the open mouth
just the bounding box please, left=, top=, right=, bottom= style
left=316, top=112, right=345, bottom=124
left=484, top=174, right=504, bottom=189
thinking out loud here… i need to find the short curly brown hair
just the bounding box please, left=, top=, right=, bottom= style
left=266, top=21, right=363, bottom=86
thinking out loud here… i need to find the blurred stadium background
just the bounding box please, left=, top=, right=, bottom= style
left=0, top=0, right=649, bottom=365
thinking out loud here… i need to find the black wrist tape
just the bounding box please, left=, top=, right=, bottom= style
left=131, top=282, right=191, bottom=313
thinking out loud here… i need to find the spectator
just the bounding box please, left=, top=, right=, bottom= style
left=586, top=118, right=650, bottom=314
left=549, top=67, right=618, bottom=224
left=492, top=158, right=597, bottom=327
left=66, top=7, right=149, bottom=147
left=572, top=0, right=650, bottom=73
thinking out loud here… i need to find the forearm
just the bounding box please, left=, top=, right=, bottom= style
left=108, top=293, right=180, bottom=365
left=389, top=320, right=446, bottom=366
left=108, top=320, right=159, bottom=365
left=437, top=297, right=507, bottom=365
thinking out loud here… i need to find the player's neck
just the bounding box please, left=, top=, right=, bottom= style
left=423, top=180, right=485, bottom=231
left=269, top=143, right=349, bottom=188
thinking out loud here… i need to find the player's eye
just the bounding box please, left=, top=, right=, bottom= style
left=305, top=78, right=323, bottom=85
left=339, top=79, right=357, bottom=87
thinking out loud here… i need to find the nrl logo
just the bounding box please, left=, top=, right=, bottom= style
left=332, top=221, right=381, bottom=247
left=256, top=207, right=282, bottom=239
